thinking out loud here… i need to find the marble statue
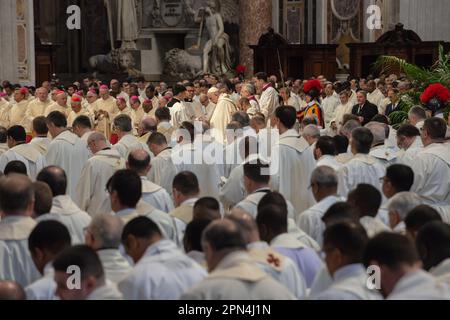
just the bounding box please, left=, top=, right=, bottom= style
left=105, top=0, right=139, bottom=49
left=188, top=0, right=233, bottom=75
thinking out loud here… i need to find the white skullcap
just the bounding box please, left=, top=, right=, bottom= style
left=208, top=87, right=219, bottom=94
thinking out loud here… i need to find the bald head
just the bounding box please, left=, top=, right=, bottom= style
left=0, top=281, right=25, bottom=300
left=0, top=174, right=34, bottom=216
left=86, top=214, right=124, bottom=250
left=127, top=150, right=151, bottom=175
left=227, top=208, right=259, bottom=244
left=36, top=166, right=67, bottom=197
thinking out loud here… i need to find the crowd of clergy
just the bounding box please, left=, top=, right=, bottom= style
left=0, top=72, right=450, bottom=301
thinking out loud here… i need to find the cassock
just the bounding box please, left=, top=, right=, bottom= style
left=44, top=103, right=71, bottom=117
left=113, top=134, right=148, bottom=159
left=29, top=136, right=51, bottom=155
left=170, top=198, right=198, bottom=246
left=46, top=130, right=90, bottom=199
left=410, top=143, right=450, bottom=207
left=271, top=129, right=316, bottom=215
left=180, top=251, right=295, bottom=300
left=24, top=99, right=51, bottom=131
left=75, top=149, right=125, bottom=217
left=8, top=100, right=29, bottom=127
left=25, top=263, right=57, bottom=300
left=314, top=264, right=382, bottom=300
left=148, top=148, right=177, bottom=196
left=209, top=93, right=237, bottom=144
left=258, top=83, right=279, bottom=123
left=0, top=143, right=46, bottom=180
left=37, top=195, right=92, bottom=245
left=247, top=241, right=307, bottom=299
left=118, top=240, right=207, bottom=300
left=169, top=99, right=191, bottom=128
left=173, top=143, right=221, bottom=199
left=97, top=249, right=132, bottom=284
left=0, top=216, right=40, bottom=287
left=387, top=270, right=450, bottom=300
left=297, top=195, right=343, bottom=247
left=140, top=176, right=174, bottom=213
left=337, top=153, right=385, bottom=197
left=270, top=233, right=323, bottom=288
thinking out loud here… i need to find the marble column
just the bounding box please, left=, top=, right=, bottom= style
left=0, top=0, right=35, bottom=85
left=239, top=0, right=272, bottom=77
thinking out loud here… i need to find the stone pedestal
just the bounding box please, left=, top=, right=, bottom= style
left=239, top=0, right=272, bottom=77
left=0, top=0, right=35, bottom=85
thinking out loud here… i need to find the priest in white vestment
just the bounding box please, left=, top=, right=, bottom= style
left=85, top=214, right=132, bottom=284
left=118, top=217, right=206, bottom=300
left=127, top=150, right=174, bottom=213
left=36, top=166, right=92, bottom=245
left=409, top=118, right=450, bottom=207
left=0, top=126, right=46, bottom=180
left=45, top=111, right=90, bottom=199
left=254, top=73, right=279, bottom=124
left=29, top=116, right=52, bottom=155
left=25, top=220, right=71, bottom=300
left=321, top=84, right=340, bottom=129
left=0, top=175, right=40, bottom=287
left=75, top=132, right=125, bottom=217
left=396, top=124, right=423, bottom=167
left=24, top=88, right=52, bottom=132
left=180, top=220, right=295, bottom=300
left=270, top=106, right=316, bottom=215
left=147, top=132, right=177, bottom=196
left=44, top=91, right=71, bottom=117
left=112, top=114, right=148, bottom=158
left=338, top=127, right=385, bottom=198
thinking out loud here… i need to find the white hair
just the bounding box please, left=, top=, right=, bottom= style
left=311, top=166, right=338, bottom=188
left=365, top=122, right=388, bottom=144
left=88, top=213, right=124, bottom=249
left=387, top=192, right=422, bottom=221
left=302, top=124, right=321, bottom=139
left=242, top=83, right=256, bottom=96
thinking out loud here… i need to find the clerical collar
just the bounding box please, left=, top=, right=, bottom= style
left=185, top=98, right=193, bottom=103
left=262, top=83, right=272, bottom=92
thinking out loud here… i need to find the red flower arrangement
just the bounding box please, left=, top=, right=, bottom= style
left=420, top=83, right=450, bottom=104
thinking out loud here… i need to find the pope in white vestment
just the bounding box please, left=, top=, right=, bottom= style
left=37, top=195, right=92, bottom=245
left=209, top=93, right=238, bottom=144
left=118, top=240, right=206, bottom=300
left=0, top=216, right=40, bottom=287
left=75, top=148, right=125, bottom=217
left=46, top=130, right=90, bottom=199
left=0, top=143, right=46, bottom=180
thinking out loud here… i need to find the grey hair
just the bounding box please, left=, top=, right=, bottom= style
left=113, top=114, right=133, bottom=132
left=302, top=124, right=321, bottom=139
left=242, top=83, right=256, bottom=96
left=88, top=213, right=124, bottom=249
left=388, top=192, right=422, bottom=221
left=365, top=122, right=388, bottom=144
left=408, top=106, right=427, bottom=120
left=87, top=132, right=107, bottom=144
left=311, top=166, right=338, bottom=188
left=341, top=120, right=361, bottom=137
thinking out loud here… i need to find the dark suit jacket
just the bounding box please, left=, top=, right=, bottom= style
left=352, top=102, right=379, bottom=125
left=385, top=101, right=404, bottom=116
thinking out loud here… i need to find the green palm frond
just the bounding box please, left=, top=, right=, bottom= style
left=375, top=56, right=432, bottom=84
